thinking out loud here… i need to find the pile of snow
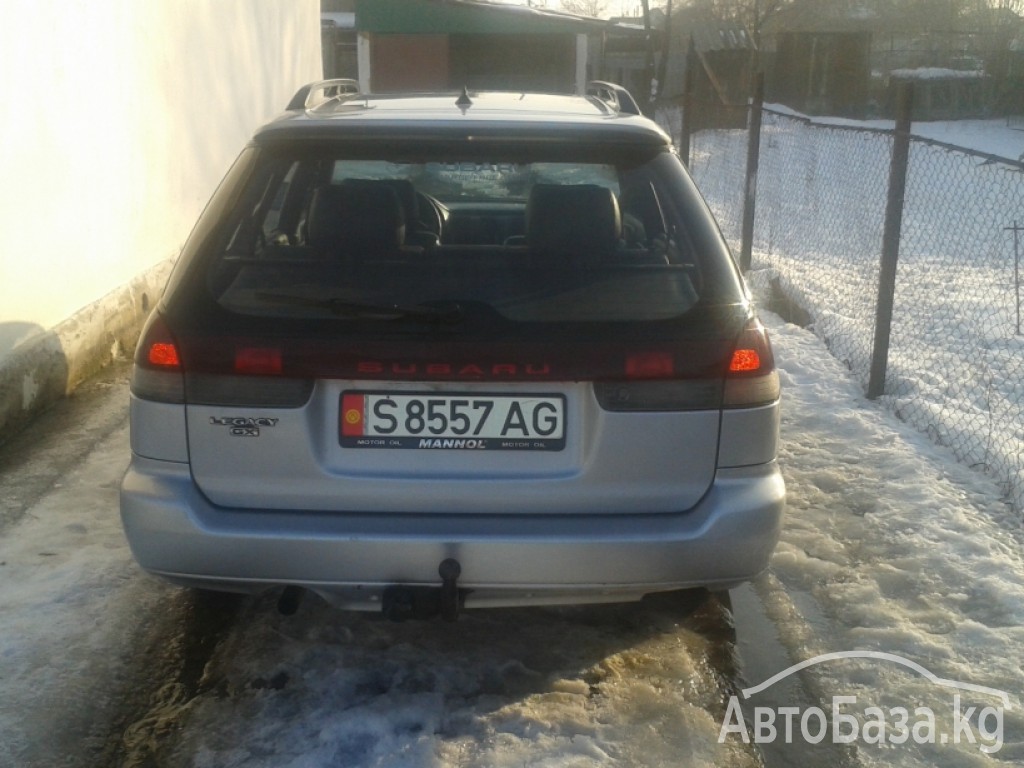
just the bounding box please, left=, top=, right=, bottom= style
left=890, top=68, right=985, bottom=81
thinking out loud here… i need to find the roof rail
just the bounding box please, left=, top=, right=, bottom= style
left=286, top=79, right=360, bottom=111
left=586, top=81, right=641, bottom=116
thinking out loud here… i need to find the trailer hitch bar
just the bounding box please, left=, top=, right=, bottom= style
left=381, top=558, right=464, bottom=622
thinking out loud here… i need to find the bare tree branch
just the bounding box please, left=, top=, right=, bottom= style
left=559, top=0, right=610, bottom=17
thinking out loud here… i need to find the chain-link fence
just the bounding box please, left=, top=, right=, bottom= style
left=663, top=103, right=1024, bottom=513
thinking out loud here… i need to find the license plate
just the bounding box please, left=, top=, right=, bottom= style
left=340, top=391, right=566, bottom=451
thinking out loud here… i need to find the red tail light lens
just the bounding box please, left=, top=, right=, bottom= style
left=723, top=319, right=779, bottom=408
left=147, top=341, right=181, bottom=368
left=729, top=348, right=761, bottom=373
left=132, top=313, right=185, bottom=403
left=138, top=315, right=181, bottom=370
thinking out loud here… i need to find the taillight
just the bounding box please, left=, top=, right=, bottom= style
left=132, top=315, right=314, bottom=407
left=594, top=319, right=779, bottom=412
left=131, top=312, right=185, bottom=403
left=147, top=341, right=181, bottom=368
left=729, top=348, right=761, bottom=373
left=723, top=319, right=779, bottom=408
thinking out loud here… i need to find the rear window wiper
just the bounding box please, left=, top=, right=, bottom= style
left=254, top=292, right=463, bottom=322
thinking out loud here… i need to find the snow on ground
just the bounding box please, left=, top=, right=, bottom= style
left=755, top=305, right=1024, bottom=766
left=759, top=105, right=1024, bottom=161
left=0, top=413, right=175, bottom=767
left=163, top=591, right=752, bottom=768
left=909, top=119, right=1024, bottom=160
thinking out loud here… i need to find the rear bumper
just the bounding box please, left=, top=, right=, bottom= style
left=119, top=456, right=784, bottom=609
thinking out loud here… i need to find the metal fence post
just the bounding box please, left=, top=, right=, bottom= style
left=867, top=83, right=913, bottom=400
left=1007, top=221, right=1022, bottom=336
left=679, top=36, right=695, bottom=168
left=739, top=71, right=765, bottom=273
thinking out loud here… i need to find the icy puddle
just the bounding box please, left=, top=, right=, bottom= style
left=157, top=590, right=759, bottom=768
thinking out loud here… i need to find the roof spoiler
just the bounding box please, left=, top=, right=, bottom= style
left=586, top=81, right=642, bottom=116
left=286, top=79, right=360, bottom=111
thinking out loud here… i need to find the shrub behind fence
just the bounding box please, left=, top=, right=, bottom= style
left=671, top=103, right=1024, bottom=513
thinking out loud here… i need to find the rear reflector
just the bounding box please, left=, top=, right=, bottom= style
left=625, top=352, right=674, bottom=379
left=131, top=366, right=186, bottom=404
left=723, top=371, right=780, bottom=407
left=234, top=347, right=283, bottom=375
left=186, top=374, right=313, bottom=408
left=594, top=380, right=721, bottom=411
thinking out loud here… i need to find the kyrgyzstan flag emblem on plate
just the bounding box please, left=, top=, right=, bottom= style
left=341, top=393, right=364, bottom=436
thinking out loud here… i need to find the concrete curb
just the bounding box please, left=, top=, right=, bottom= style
left=0, top=258, right=175, bottom=443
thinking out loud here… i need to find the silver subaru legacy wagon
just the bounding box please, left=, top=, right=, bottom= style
left=120, top=81, right=784, bottom=620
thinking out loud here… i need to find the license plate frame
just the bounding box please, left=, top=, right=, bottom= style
left=340, top=391, right=566, bottom=451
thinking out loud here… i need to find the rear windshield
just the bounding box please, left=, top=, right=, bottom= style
left=208, top=142, right=731, bottom=325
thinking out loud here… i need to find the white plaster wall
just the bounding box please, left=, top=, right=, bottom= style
left=0, top=0, right=322, bottom=361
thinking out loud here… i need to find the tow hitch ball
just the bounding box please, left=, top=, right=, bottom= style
left=382, top=558, right=463, bottom=622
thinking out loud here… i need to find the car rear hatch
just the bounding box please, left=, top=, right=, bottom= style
left=143, top=136, right=763, bottom=515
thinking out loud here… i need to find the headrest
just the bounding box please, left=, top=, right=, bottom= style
left=334, top=178, right=420, bottom=230
left=526, top=184, right=621, bottom=262
left=306, top=181, right=406, bottom=255
left=380, top=179, right=419, bottom=226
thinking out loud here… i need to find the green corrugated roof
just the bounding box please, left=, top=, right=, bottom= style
left=355, top=0, right=608, bottom=35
